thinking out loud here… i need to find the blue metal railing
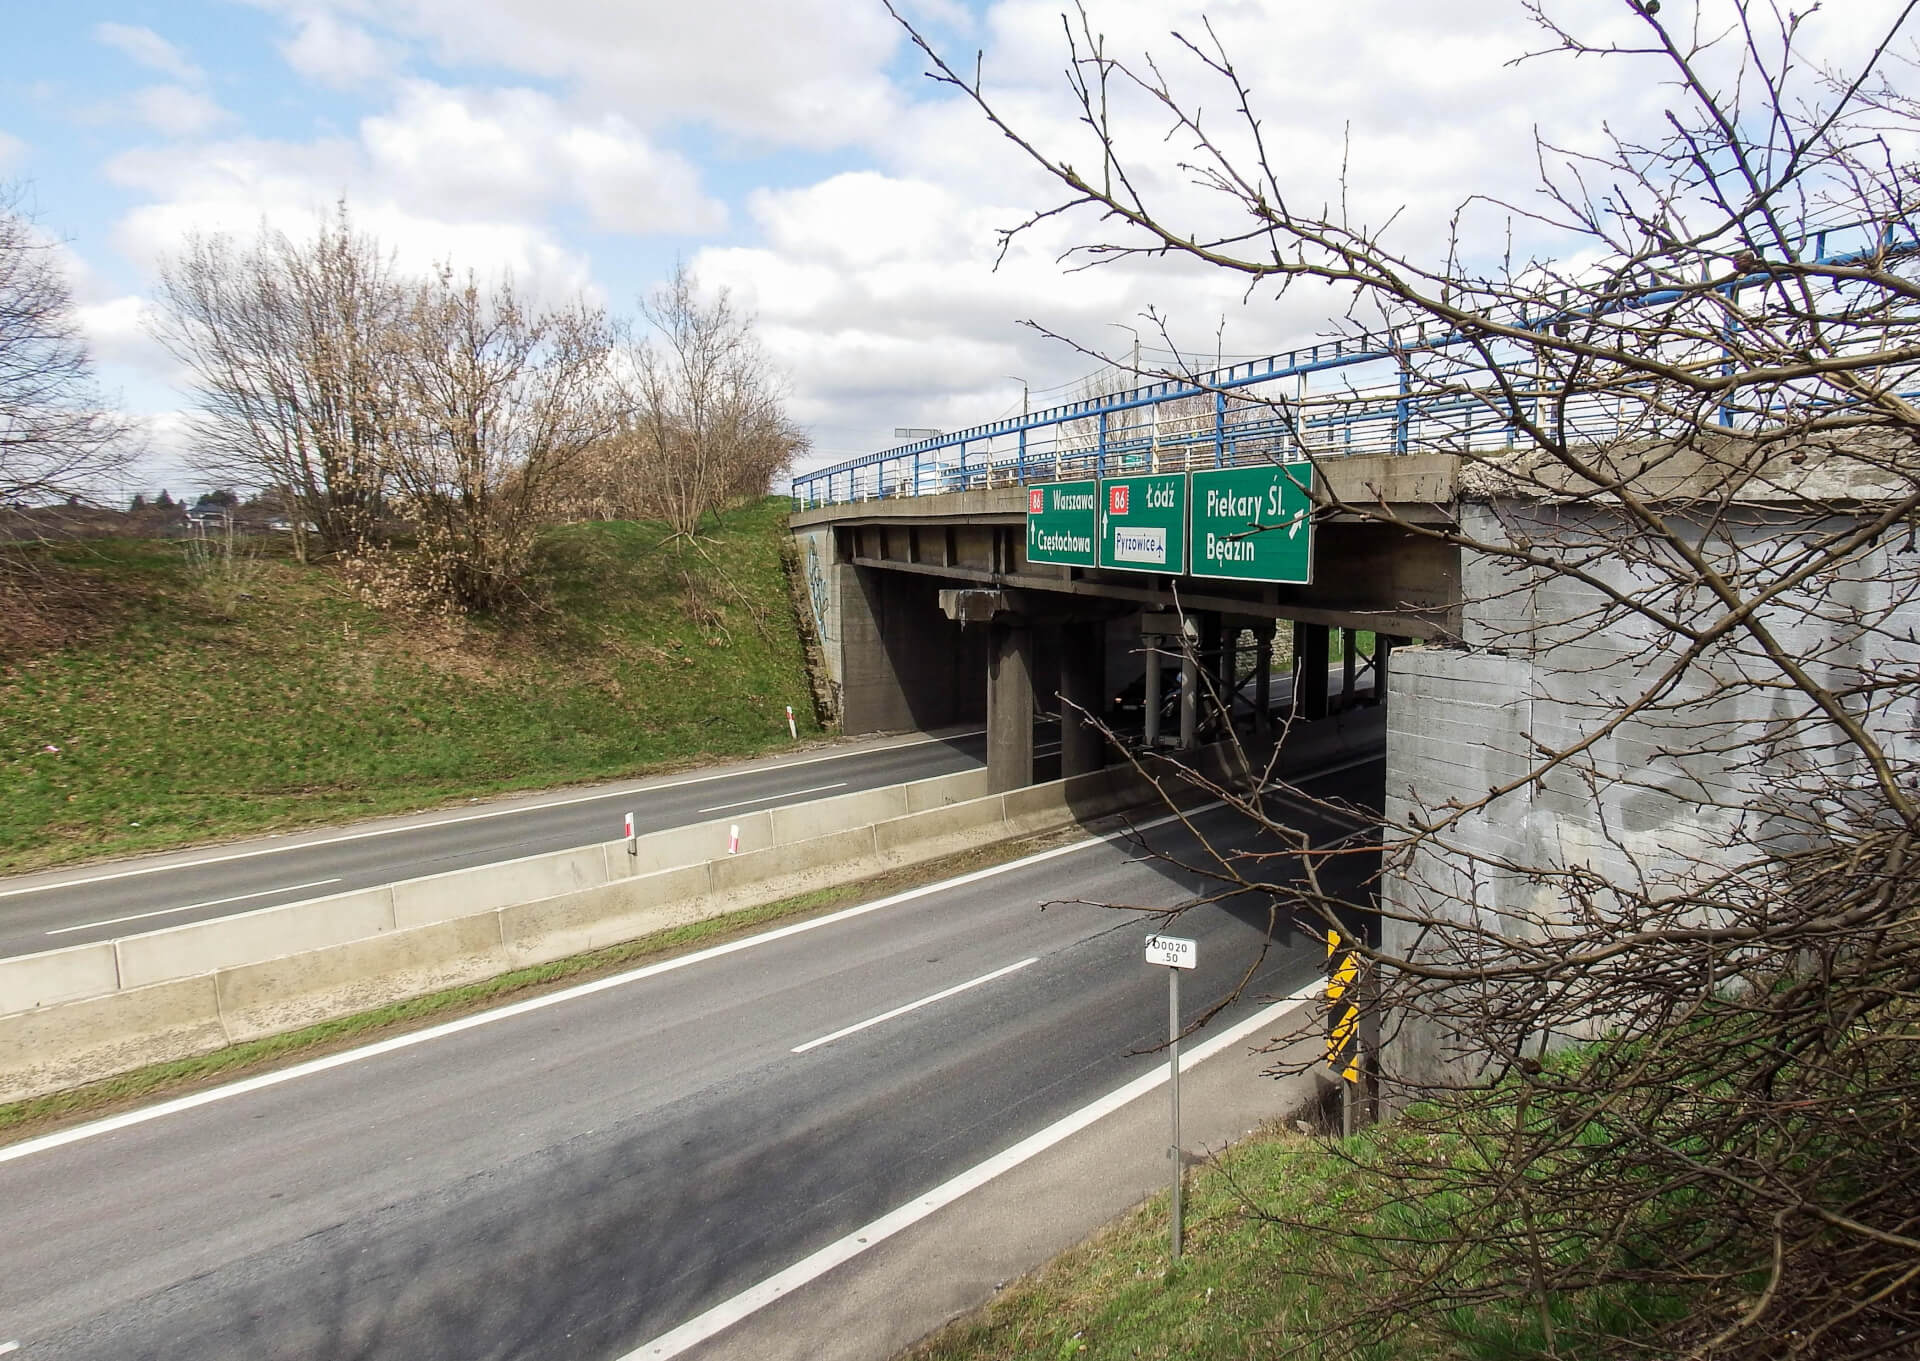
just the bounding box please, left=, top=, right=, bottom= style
left=792, top=219, right=1919, bottom=510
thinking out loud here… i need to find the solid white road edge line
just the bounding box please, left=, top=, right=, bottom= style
left=791, top=957, right=1038, bottom=1054
left=44, top=879, right=345, bottom=936
left=696, top=782, right=848, bottom=814
left=0, top=799, right=1223, bottom=1167
left=0, top=729, right=989, bottom=900
left=624, top=981, right=1322, bottom=1361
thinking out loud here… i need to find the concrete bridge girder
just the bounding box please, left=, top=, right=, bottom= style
left=794, top=453, right=1458, bottom=791
left=936, top=589, right=1116, bottom=794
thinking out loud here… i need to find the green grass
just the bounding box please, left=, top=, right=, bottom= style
left=908, top=1124, right=1419, bottom=1361
left=907, top=1095, right=1685, bottom=1361
left=0, top=499, right=822, bottom=873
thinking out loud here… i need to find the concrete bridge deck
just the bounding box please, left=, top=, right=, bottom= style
left=791, top=452, right=1455, bottom=793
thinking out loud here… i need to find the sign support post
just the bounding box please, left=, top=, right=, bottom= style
left=1168, top=959, right=1183, bottom=1262
left=1144, top=932, right=1197, bottom=1264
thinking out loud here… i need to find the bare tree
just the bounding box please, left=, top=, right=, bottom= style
left=897, top=1, right=1920, bottom=1354
left=383, top=268, right=618, bottom=613
left=151, top=203, right=402, bottom=561
left=616, top=264, right=806, bottom=539
left=0, top=185, right=134, bottom=504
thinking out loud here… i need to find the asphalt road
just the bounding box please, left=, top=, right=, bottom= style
left=0, top=726, right=1067, bottom=958
left=0, top=755, right=1382, bottom=1361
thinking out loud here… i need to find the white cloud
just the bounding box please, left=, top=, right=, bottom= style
left=360, top=83, right=725, bottom=234
left=689, top=170, right=1338, bottom=467
left=88, top=22, right=232, bottom=139
left=249, top=0, right=905, bottom=147
left=0, top=130, right=24, bottom=173
left=129, top=85, right=232, bottom=138
left=279, top=13, right=398, bottom=89
left=92, top=23, right=205, bottom=84
left=104, top=134, right=603, bottom=310
left=73, top=295, right=170, bottom=377
left=100, top=71, right=723, bottom=304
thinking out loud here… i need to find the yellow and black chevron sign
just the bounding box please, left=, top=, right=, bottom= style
left=1326, top=928, right=1360, bottom=1084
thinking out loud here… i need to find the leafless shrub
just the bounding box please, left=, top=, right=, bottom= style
left=380, top=269, right=619, bottom=615
left=609, top=263, right=806, bottom=540
left=181, top=518, right=263, bottom=620
left=0, top=184, right=136, bottom=505
left=152, top=203, right=401, bottom=563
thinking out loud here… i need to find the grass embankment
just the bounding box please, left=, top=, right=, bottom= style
left=0, top=498, right=821, bottom=873
left=910, top=1106, right=1678, bottom=1361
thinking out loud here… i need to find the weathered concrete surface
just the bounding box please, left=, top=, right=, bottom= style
left=0, top=942, right=119, bottom=1013
left=1380, top=499, right=1920, bottom=1093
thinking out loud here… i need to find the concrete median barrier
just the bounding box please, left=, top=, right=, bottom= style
left=391, top=846, right=607, bottom=929
left=113, top=887, right=397, bottom=991
left=0, top=941, right=119, bottom=1013
left=499, top=862, right=714, bottom=964
left=0, top=976, right=226, bottom=1106
left=0, top=722, right=1382, bottom=1103
left=630, top=807, right=774, bottom=873
left=872, top=797, right=1009, bottom=862
left=772, top=787, right=907, bottom=844
left=710, top=826, right=881, bottom=910
left=216, top=913, right=511, bottom=1042
left=905, top=769, right=989, bottom=811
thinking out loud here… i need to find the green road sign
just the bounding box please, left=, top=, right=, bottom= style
left=1024, top=480, right=1098, bottom=566
left=1189, top=462, right=1315, bottom=584
left=1098, top=474, right=1187, bottom=575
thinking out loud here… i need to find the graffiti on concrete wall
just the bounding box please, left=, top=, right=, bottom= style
left=804, top=534, right=833, bottom=649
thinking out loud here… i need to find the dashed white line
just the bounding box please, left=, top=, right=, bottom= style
left=697, top=782, right=848, bottom=814
left=0, top=798, right=1218, bottom=1168
left=0, top=746, right=1367, bottom=1166
left=791, top=957, right=1037, bottom=1054
left=0, top=1340, right=19, bottom=1354
left=623, top=982, right=1321, bottom=1360
left=45, top=879, right=345, bottom=936
left=0, top=729, right=988, bottom=901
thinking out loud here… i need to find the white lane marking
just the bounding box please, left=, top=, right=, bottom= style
left=791, top=957, right=1037, bottom=1054
left=0, top=746, right=1371, bottom=1164
left=0, top=1341, right=18, bottom=1354
left=0, top=800, right=1219, bottom=1167
left=0, top=730, right=989, bottom=901
left=697, top=782, right=848, bottom=814
left=44, top=880, right=345, bottom=936
left=624, top=983, right=1321, bottom=1360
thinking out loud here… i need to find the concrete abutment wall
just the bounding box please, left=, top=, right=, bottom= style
left=1379, top=499, right=1920, bottom=1096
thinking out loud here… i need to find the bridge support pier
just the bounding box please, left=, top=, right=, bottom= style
left=1058, top=620, right=1106, bottom=778
left=1178, top=642, right=1199, bottom=750
left=1374, top=634, right=1397, bottom=707
left=987, top=618, right=1035, bottom=794
left=1252, top=622, right=1276, bottom=743
left=1294, top=622, right=1330, bottom=721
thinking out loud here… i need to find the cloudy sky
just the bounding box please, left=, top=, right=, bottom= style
left=1, top=0, right=1909, bottom=498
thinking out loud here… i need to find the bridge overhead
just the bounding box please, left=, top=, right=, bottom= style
left=791, top=449, right=1456, bottom=793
